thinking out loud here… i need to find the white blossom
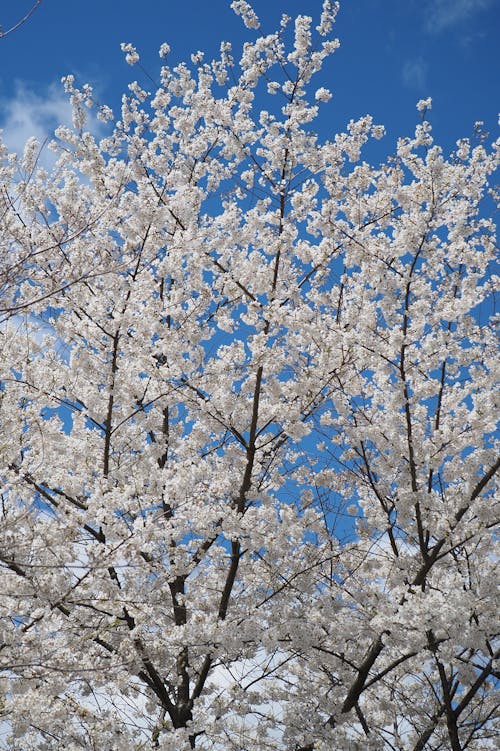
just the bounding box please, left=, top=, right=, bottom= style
left=315, top=87, right=332, bottom=102
left=0, top=3, right=497, bottom=751
left=120, top=42, right=140, bottom=65
left=416, top=96, right=432, bottom=112
left=230, top=0, right=260, bottom=29
left=159, top=42, right=171, bottom=58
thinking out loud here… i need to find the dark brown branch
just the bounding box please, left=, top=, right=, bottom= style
left=341, top=632, right=388, bottom=714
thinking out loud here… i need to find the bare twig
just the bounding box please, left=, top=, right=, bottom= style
left=0, top=1, right=43, bottom=39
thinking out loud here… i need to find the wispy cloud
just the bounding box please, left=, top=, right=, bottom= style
left=0, top=82, right=73, bottom=157
left=424, top=0, right=493, bottom=33
left=0, top=81, right=106, bottom=172
left=402, top=57, right=428, bottom=91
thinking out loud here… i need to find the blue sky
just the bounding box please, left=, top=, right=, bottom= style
left=0, top=0, right=498, bottom=159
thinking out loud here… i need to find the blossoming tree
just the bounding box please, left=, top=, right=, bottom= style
left=0, top=2, right=498, bottom=749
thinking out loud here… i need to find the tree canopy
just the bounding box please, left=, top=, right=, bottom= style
left=0, top=2, right=498, bottom=749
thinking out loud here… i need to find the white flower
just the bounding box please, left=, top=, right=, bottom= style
left=230, top=0, right=260, bottom=29
left=371, top=124, right=385, bottom=140
left=315, top=87, right=332, bottom=103
left=316, top=1, right=339, bottom=36
left=191, top=51, right=204, bottom=65
left=416, top=97, right=432, bottom=112
left=22, top=137, right=40, bottom=172
left=121, top=42, right=139, bottom=65
left=97, top=105, right=114, bottom=123
left=267, top=81, right=281, bottom=95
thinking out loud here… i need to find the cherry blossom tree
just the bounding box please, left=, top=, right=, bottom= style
left=0, top=2, right=498, bottom=749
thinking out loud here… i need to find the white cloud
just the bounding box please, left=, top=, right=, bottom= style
left=402, top=57, right=428, bottom=91
left=0, top=82, right=73, bottom=158
left=425, top=0, right=493, bottom=33
left=0, top=80, right=107, bottom=179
